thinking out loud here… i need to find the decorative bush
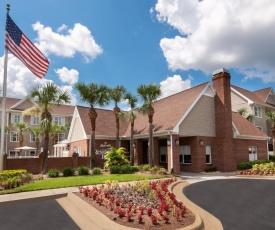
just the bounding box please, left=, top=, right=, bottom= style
left=240, top=162, right=275, bottom=175
left=78, top=166, right=89, bottom=175
left=158, top=167, right=167, bottom=174
left=48, top=169, right=60, bottom=178
left=269, top=155, right=275, bottom=162
left=237, top=160, right=271, bottom=170
left=109, top=165, right=139, bottom=174
left=104, top=147, right=129, bottom=169
left=0, top=169, right=27, bottom=180
left=139, top=164, right=150, bottom=171
left=205, top=167, right=217, bottom=172
left=0, top=170, right=33, bottom=190
left=93, top=167, right=102, bottom=175
left=63, top=168, right=75, bottom=177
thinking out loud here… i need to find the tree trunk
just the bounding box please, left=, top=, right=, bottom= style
left=42, top=131, right=49, bottom=173
left=130, top=121, right=134, bottom=165
left=147, top=105, right=154, bottom=168
left=89, top=107, right=97, bottom=169
left=114, top=106, right=120, bottom=149
left=272, top=125, right=275, bottom=155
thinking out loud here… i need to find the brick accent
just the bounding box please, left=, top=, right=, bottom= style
left=212, top=69, right=237, bottom=171
left=153, top=137, right=159, bottom=166
left=134, top=139, right=143, bottom=165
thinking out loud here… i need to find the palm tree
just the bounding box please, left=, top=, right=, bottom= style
left=109, top=85, right=126, bottom=148
left=266, top=111, right=275, bottom=155
left=29, top=127, right=42, bottom=155
left=75, top=82, right=109, bottom=168
left=29, top=82, right=71, bottom=173
left=137, top=84, right=161, bottom=167
left=123, top=92, right=138, bottom=165
left=13, top=122, right=29, bottom=148
left=237, top=107, right=254, bottom=122
left=50, top=123, right=65, bottom=155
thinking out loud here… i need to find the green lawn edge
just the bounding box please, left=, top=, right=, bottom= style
left=0, top=174, right=167, bottom=195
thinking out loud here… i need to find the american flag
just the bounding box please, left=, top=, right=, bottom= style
left=5, top=14, right=49, bottom=79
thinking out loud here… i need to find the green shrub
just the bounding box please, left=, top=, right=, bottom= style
left=63, top=168, right=75, bottom=177
left=131, top=166, right=140, bottom=173
left=0, top=169, right=27, bottom=180
left=104, top=147, right=129, bottom=169
left=158, top=167, right=167, bottom=174
left=110, top=165, right=121, bottom=174
left=48, top=169, right=60, bottom=178
left=150, top=166, right=159, bottom=173
left=205, top=167, right=217, bottom=172
left=78, top=166, right=89, bottom=175
left=269, top=155, right=275, bottom=162
left=139, top=164, right=150, bottom=171
left=93, top=167, right=102, bottom=175
left=237, top=160, right=272, bottom=170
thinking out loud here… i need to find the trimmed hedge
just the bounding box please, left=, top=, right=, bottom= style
left=63, top=168, right=75, bottom=177
left=237, top=160, right=272, bottom=170
left=48, top=169, right=60, bottom=178
left=269, top=155, right=275, bottom=162
left=110, top=165, right=139, bottom=174
left=78, top=166, right=89, bottom=175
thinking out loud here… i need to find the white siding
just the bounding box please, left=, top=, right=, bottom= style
left=179, top=95, right=216, bottom=137
left=231, top=91, right=252, bottom=113
left=71, top=116, right=86, bottom=142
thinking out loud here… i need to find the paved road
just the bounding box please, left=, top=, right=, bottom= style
left=0, top=196, right=80, bottom=230
left=184, top=179, right=275, bottom=230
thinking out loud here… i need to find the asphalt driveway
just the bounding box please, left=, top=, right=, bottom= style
left=0, top=196, right=80, bottom=230
left=184, top=179, right=275, bottom=230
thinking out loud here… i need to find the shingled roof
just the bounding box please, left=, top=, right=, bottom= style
left=231, top=85, right=275, bottom=109
left=232, top=112, right=269, bottom=139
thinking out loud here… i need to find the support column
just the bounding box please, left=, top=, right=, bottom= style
left=167, top=134, right=180, bottom=175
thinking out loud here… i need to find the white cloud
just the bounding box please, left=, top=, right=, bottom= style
left=55, top=67, right=79, bottom=85
left=160, top=74, right=192, bottom=98
left=154, top=0, right=275, bottom=82
left=32, top=22, right=103, bottom=62
left=0, top=55, right=77, bottom=104
left=57, top=24, right=68, bottom=33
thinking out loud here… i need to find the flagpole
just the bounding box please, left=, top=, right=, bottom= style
left=0, top=4, right=10, bottom=172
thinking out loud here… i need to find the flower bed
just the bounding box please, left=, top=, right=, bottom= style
left=239, top=162, right=275, bottom=176
left=76, top=178, right=195, bottom=229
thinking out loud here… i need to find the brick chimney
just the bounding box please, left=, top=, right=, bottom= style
left=212, top=68, right=236, bottom=171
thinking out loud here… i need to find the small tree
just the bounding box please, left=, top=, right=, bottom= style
left=104, top=147, right=129, bottom=169
left=13, top=122, right=29, bottom=147
left=237, top=108, right=254, bottom=122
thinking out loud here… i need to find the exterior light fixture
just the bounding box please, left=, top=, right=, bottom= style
left=175, top=139, right=179, bottom=145
left=199, top=140, right=204, bottom=146
left=133, top=143, right=136, bottom=148
left=167, top=140, right=171, bottom=146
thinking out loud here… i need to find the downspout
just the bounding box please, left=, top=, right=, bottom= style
left=267, top=138, right=271, bottom=160
left=170, top=133, right=173, bottom=174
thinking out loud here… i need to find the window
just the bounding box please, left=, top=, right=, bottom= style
left=30, top=133, right=36, bottom=142
left=58, top=133, right=65, bottom=142
left=254, top=106, right=262, bottom=118
left=53, top=116, right=65, bottom=126
left=248, top=146, right=258, bottom=161
left=180, top=145, right=191, bottom=164
left=30, top=116, right=40, bottom=125
left=206, top=146, right=212, bottom=164
left=159, top=146, right=167, bottom=163
left=10, top=132, right=19, bottom=142
left=11, top=114, right=22, bottom=124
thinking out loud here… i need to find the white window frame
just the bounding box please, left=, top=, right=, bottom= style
left=248, top=146, right=258, bottom=161
left=53, top=116, right=65, bottom=126
left=180, top=145, right=191, bottom=164
left=10, top=132, right=19, bottom=142
left=11, top=114, right=23, bottom=124
left=30, top=133, right=36, bottom=142
left=206, top=146, right=212, bottom=164
left=159, top=146, right=167, bottom=163
left=30, top=116, right=40, bottom=125
left=254, top=106, right=262, bottom=118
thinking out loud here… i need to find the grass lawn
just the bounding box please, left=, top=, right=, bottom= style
left=0, top=174, right=166, bottom=195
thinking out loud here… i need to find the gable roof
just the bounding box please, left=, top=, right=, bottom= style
left=76, top=106, right=130, bottom=137
left=232, top=112, right=269, bottom=140
left=0, top=96, right=74, bottom=115
left=124, top=82, right=210, bottom=136
left=231, top=85, right=275, bottom=109
left=253, top=87, right=272, bottom=103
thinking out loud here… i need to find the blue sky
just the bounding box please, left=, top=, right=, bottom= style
left=0, top=0, right=275, bottom=109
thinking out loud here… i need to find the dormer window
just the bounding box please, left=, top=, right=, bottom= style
left=254, top=106, right=262, bottom=118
